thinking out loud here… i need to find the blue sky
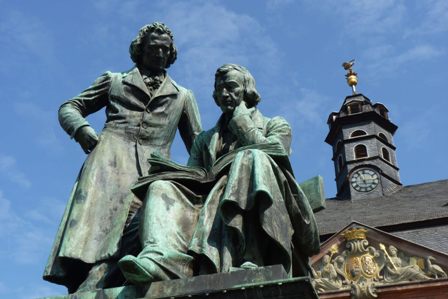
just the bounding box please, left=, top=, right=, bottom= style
left=1, top=0, right=447, bottom=297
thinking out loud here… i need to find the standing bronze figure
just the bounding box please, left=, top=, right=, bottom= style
left=44, top=22, right=202, bottom=293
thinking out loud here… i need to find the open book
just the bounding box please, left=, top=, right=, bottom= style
left=131, top=142, right=289, bottom=198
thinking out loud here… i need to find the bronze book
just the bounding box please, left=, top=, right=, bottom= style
left=131, top=142, right=289, bottom=199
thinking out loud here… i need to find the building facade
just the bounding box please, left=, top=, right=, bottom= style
left=312, top=88, right=448, bottom=298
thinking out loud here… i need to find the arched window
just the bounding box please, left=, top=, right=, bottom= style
left=378, top=133, right=388, bottom=143
left=382, top=148, right=390, bottom=162
left=350, top=130, right=367, bottom=138
left=338, top=155, right=343, bottom=172
left=354, top=144, right=368, bottom=159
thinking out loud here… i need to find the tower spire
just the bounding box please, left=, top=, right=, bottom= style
left=326, top=61, right=401, bottom=200
left=342, top=59, right=358, bottom=95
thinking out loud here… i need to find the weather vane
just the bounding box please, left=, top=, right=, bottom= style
left=342, top=59, right=358, bottom=95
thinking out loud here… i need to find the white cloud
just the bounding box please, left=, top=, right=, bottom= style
left=300, top=1, right=448, bottom=48
left=166, top=1, right=279, bottom=75
left=0, top=273, right=63, bottom=298
left=24, top=197, right=65, bottom=225
left=13, top=102, right=63, bottom=151
left=399, top=122, right=429, bottom=149
left=14, top=102, right=50, bottom=123
left=0, top=9, right=56, bottom=66
left=0, top=191, right=24, bottom=250
left=363, top=44, right=443, bottom=79
left=87, top=0, right=281, bottom=127
left=0, top=154, right=31, bottom=188
left=398, top=109, right=435, bottom=150
left=13, top=228, right=53, bottom=265
left=306, top=1, right=445, bottom=82
left=411, top=0, right=448, bottom=35
left=346, top=0, right=406, bottom=36
left=16, top=284, right=63, bottom=299
left=0, top=190, right=63, bottom=265
left=395, top=45, right=443, bottom=64
left=396, top=103, right=447, bottom=154
left=0, top=191, right=23, bottom=235
left=160, top=1, right=281, bottom=125
left=280, top=88, right=332, bottom=127
left=93, top=0, right=141, bottom=19
left=309, top=0, right=406, bottom=38
left=266, top=0, right=294, bottom=10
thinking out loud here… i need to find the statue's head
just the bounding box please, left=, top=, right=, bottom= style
left=335, top=255, right=344, bottom=265
left=130, top=22, right=177, bottom=71
left=213, top=64, right=261, bottom=114
left=389, top=245, right=397, bottom=256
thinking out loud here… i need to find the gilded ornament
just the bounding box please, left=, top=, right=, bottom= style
left=343, top=228, right=367, bottom=241
left=342, top=59, right=358, bottom=94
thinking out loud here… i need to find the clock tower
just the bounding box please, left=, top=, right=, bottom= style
left=325, top=61, right=401, bottom=200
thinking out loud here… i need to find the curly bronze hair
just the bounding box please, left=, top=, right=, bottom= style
left=129, top=22, right=177, bottom=68
left=213, top=64, right=261, bottom=108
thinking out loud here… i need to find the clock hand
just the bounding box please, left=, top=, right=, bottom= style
left=361, top=174, right=367, bottom=184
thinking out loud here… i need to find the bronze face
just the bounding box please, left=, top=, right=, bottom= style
left=214, top=70, right=244, bottom=114
left=141, top=32, right=172, bottom=72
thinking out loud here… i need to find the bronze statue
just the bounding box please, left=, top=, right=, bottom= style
left=44, top=22, right=202, bottom=293
left=118, top=64, right=320, bottom=284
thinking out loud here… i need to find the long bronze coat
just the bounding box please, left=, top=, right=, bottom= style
left=188, top=109, right=320, bottom=275
left=44, top=67, right=202, bottom=287
left=132, top=109, right=319, bottom=280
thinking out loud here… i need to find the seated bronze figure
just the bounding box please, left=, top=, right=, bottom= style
left=118, top=63, right=320, bottom=284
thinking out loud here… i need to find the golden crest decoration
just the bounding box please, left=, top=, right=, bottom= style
left=342, top=228, right=380, bottom=282
left=311, top=225, right=448, bottom=299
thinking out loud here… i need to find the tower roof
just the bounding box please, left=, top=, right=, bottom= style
left=325, top=93, right=398, bottom=145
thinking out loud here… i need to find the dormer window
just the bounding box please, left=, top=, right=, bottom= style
left=379, top=108, right=388, bottom=119
left=354, top=144, right=368, bottom=159
left=347, top=103, right=362, bottom=114
left=374, top=104, right=389, bottom=120
left=350, top=130, right=367, bottom=138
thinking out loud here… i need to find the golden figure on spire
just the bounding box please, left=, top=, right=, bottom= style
left=342, top=59, right=358, bottom=95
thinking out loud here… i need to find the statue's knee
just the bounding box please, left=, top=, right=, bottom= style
left=148, top=180, right=173, bottom=193
left=145, top=180, right=176, bottom=204
left=237, top=149, right=269, bottom=159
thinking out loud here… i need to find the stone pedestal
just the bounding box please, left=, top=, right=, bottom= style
left=43, top=265, right=319, bottom=299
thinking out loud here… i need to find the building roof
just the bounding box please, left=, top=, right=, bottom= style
left=393, top=225, right=448, bottom=255
left=316, top=179, right=448, bottom=237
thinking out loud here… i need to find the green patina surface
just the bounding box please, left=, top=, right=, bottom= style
left=300, top=175, right=326, bottom=212
left=45, top=28, right=322, bottom=297
left=117, top=64, right=321, bottom=284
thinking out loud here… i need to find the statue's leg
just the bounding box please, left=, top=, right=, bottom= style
left=221, top=149, right=294, bottom=274
left=75, top=262, right=112, bottom=293
left=75, top=199, right=143, bottom=291
left=241, top=208, right=268, bottom=268
left=119, top=180, right=201, bottom=284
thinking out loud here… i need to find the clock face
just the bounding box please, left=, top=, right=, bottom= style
left=350, top=169, right=379, bottom=192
